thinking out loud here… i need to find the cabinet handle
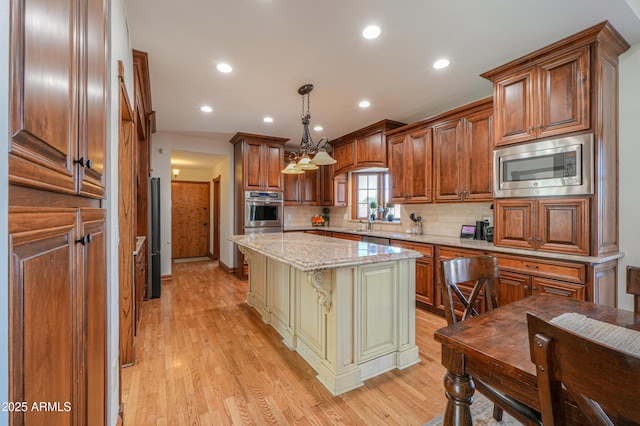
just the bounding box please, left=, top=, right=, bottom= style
left=76, top=233, right=93, bottom=245
left=525, top=264, right=538, bottom=269
left=74, top=157, right=93, bottom=169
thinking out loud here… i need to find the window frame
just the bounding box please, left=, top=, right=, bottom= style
left=350, top=172, right=399, bottom=221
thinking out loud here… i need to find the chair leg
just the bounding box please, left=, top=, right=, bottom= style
left=493, top=405, right=504, bottom=421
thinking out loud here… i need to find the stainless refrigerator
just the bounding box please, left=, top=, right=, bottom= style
left=149, top=177, right=161, bottom=298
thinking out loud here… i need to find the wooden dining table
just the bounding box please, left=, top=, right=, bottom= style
left=433, top=293, right=640, bottom=425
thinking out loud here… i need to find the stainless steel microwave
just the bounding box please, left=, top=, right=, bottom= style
left=493, top=134, right=594, bottom=198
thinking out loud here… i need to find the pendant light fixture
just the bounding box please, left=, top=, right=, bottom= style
left=281, top=84, right=337, bottom=174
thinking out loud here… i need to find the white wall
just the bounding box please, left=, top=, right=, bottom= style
left=0, top=0, right=10, bottom=422
left=109, top=0, right=134, bottom=423
left=617, top=43, right=640, bottom=311
left=151, top=132, right=234, bottom=275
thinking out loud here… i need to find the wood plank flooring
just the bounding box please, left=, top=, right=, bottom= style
left=121, top=260, right=449, bottom=425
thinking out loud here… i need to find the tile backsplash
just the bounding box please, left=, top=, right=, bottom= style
left=284, top=202, right=494, bottom=237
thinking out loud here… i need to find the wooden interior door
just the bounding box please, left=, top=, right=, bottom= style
left=171, top=181, right=210, bottom=258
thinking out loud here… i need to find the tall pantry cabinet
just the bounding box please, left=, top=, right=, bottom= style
left=8, top=0, right=109, bottom=423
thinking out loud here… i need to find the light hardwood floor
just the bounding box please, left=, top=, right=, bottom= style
left=121, top=260, right=449, bottom=425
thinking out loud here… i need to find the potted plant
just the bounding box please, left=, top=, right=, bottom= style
left=321, top=207, right=330, bottom=226
left=369, top=201, right=377, bottom=221
left=386, top=203, right=394, bottom=221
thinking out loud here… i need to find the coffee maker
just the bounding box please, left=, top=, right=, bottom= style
left=474, top=220, right=494, bottom=242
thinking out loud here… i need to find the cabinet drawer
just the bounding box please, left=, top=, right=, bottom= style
left=533, top=277, right=585, bottom=300
left=391, top=240, right=434, bottom=257
left=497, top=254, right=586, bottom=284
left=438, top=246, right=487, bottom=259
left=330, top=232, right=362, bottom=241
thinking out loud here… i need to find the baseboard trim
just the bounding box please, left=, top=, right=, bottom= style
left=219, top=261, right=235, bottom=274
left=161, top=274, right=173, bottom=281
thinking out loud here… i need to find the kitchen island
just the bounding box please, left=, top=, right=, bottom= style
left=228, top=232, right=422, bottom=395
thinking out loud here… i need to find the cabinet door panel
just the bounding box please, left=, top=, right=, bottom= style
left=387, top=135, right=407, bottom=203
left=9, top=209, right=78, bottom=425
left=494, top=199, right=536, bottom=250
left=415, top=258, right=434, bottom=306
left=301, top=168, right=319, bottom=205
left=79, top=0, right=108, bottom=198
left=497, top=271, right=531, bottom=306
left=464, top=109, right=493, bottom=200
left=538, top=47, right=590, bottom=138
left=434, top=119, right=464, bottom=201
left=333, top=141, right=355, bottom=175
left=532, top=277, right=585, bottom=300
left=407, top=128, right=432, bottom=203
left=356, top=131, right=386, bottom=167
left=537, top=197, right=589, bottom=255
left=244, top=141, right=263, bottom=189
left=9, top=0, right=77, bottom=194
left=494, top=69, right=536, bottom=146
left=320, top=164, right=334, bottom=206
left=333, top=175, right=348, bottom=207
left=81, top=209, right=107, bottom=424
left=264, top=143, right=284, bottom=190
left=283, top=172, right=301, bottom=205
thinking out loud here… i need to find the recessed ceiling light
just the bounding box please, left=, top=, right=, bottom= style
left=362, top=25, right=381, bottom=39
left=263, top=117, right=273, bottom=123
left=433, top=59, right=450, bottom=69
left=200, top=105, right=213, bottom=113
left=359, top=100, right=371, bottom=108
left=217, top=63, right=232, bottom=73
left=313, top=125, right=323, bottom=131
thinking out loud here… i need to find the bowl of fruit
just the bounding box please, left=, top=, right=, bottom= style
left=311, top=215, right=325, bottom=227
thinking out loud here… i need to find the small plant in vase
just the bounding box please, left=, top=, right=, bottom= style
left=321, top=207, right=330, bottom=227
left=369, top=201, right=377, bottom=221
left=386, top=203, right=394, bottom=221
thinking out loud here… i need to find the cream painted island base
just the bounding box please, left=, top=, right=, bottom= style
left=229, top=232, right=422, bottom=396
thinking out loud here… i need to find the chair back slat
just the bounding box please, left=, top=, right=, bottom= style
left=439, top=255, right=499, bottom=325
left=527, top=312, right=640, bottom=425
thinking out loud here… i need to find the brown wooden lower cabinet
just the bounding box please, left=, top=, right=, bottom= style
left=9, top=207, right=107, bottom=425
left=330, top=232, right=362, bottom=241
left=391, top=240, right=435, bottom=310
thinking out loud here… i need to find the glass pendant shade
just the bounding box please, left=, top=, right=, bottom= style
left=281, top=161, right=304, bottom=174
left=296, top=154, right=319, bottom=170
left=310, top=150, right=337, bottom=165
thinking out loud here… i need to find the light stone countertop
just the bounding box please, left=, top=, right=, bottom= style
left=284, top=226, right=625, bottom=264
left=228, top=232, right=422, bottom=272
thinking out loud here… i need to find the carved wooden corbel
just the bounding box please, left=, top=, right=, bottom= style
left=307, top=270, right=332, bottom=311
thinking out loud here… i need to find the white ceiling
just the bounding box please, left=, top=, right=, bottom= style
left=124, top=0, right=640, bottom=169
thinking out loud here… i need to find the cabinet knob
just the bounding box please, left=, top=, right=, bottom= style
left=536, top=238, right=542, bottom=242
left=529, top=237, right=534, bottom=241
left=537, top=124, right=543, bottom=129
left=529, top=126, right=534, bottom=131
left=533, top=287, right=538, bottom=291
left=524, top=285, right=529, bottom=290
left=74, top=157, right=93, bottom=169
left=76, top=233, right=93, bottom=245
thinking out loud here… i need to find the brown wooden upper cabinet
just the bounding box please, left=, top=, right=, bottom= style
left=494, top=197, right=590, bottom=255
left=230, top=133, right=288, bottom=191
left=9, top=0, right=108, bottom=198
left=330, top=119, right=406, bottom=176
left=433, top=102, right=494, bottom=202
left=388, top=127, right=433, bottom=203
left=486, top=46, right=590, bottom=146
left=283, top=158, right=334, bottom=206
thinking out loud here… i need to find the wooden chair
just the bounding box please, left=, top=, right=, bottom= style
left=527, top=312, right=640, bottom=425
left=440, top=255, right=542, bottom=425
